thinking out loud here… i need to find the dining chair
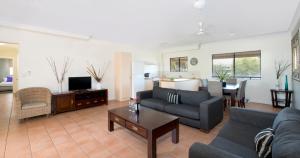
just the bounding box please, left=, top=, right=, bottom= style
left=208, top=81, right=227, bottom=111
left=236, top=80, right=247, bottom=108
left=153, top=80, right=159, bottom=87
left=208, top=81, right=223, bottom=97
left=226, top=78, right=237, bottom=84
left=199, top=79, right=209, bottom=91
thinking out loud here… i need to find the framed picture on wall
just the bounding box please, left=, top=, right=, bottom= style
left=170, top=57, right=188, bottom=72
left=170, top=57, right=180, bottom=72
left=292, top=30, right=300, bottom=81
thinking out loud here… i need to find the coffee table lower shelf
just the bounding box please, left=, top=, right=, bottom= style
left=108, top=110, right=179, bottom=158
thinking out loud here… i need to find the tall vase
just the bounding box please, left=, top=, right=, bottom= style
left=58, top=82, right=63, bottom=93
left=285, top=75, right=288, bottom=90
left=275, top=77, right=282, bottom=90
left=96, top=82, right=102, bottom=90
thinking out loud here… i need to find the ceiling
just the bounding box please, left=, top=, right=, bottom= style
left=0, top=0, right=299, bottom=48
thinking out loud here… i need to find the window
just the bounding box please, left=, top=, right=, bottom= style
left=212, top=53, right=234, bottom=77
left=170, top=57, right=188, bottom=72
left=212, top=51, right=261, bottom=79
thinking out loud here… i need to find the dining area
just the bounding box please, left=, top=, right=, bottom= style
left=199, top=78, right=247, bottom=109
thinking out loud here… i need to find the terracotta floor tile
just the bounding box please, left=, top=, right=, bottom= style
left=70, top=131, right=94, bottom=144
left=51, top=134, right=73, bottom=145
left=32, top=146, right=60, bottom=158
left=5, top=146, right=31, bottom=158
left=30, top=138, right=54, bottom=153
left=88, top=149, right=111, bottom=158
left=56, top=141, right=87, bottom=158
left=79, top=139, right=104, bottom=154
left=112, top=147, right=142, bottom=158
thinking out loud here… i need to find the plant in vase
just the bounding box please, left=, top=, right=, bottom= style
left=215, top=66, right=230, bottom=87
left=86, top=62, right=109, bottom=89
left=275, top=60, right=291, bottom=90
left=47, top=57, right=71, bottom=93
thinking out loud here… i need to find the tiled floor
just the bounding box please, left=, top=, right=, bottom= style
left=0, top=93, right=280, bottom=158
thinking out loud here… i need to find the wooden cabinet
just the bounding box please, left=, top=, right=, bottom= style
left=52, top=89, right=108, bottom=114
left=52, top=92, right=75, bottom=114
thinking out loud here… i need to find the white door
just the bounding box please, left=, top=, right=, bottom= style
left=114, top=52, right=132, bottom=101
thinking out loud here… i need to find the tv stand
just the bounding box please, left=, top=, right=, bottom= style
left=52, top=89, right=108, bottom=114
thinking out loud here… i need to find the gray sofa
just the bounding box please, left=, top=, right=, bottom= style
left=189, top=107, right=300, bottom=158
left=136, top=87, right=224, bottom=132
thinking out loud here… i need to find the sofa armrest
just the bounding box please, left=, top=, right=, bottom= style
left=189, top=143, right=241, bottom=158
left=230, top=107, right=277, bottom=129
left=136, top=90, right=153, bottom=103
left=199, top=96, right=224, bottom=131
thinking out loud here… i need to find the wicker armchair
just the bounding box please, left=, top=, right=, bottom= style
left=15, top=87, right=52, bottom=119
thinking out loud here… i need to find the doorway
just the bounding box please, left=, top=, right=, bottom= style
left=0, top=58, right=13, bottom=93
left=0, top=42, right=19, bottom=93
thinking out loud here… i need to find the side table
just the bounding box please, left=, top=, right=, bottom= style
left=270, top=89, right=293, bottom=108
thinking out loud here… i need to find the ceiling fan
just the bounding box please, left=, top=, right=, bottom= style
left=197, top=22, right=205, bottom=35
left=194, top=0, right=206, bottom=9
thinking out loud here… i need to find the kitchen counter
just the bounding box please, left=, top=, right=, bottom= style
left=160, top=79, right=200, bottom=91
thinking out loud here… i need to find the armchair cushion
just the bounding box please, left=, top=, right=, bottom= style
left=22, top=102, right=47, bottom=110
left=189, top=142, right=242, bottom=158
left=165, top=104, right=199, bottom=120
left=210, top=137, right=257, bottom=158
left=217, top=120, right=261, bottom=149
left=230, top=108, right=277, bottom=129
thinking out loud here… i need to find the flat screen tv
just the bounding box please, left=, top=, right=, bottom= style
left=69, top=77, right=91, bottom=91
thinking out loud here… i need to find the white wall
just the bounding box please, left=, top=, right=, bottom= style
left=161, top=33, right=292, bottom=104
left=0, top=26, right=159, bottom=100
left=162, top=46, right=203, bottom=78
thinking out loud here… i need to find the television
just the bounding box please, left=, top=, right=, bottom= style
left=69, top=77, right=91, bottom=91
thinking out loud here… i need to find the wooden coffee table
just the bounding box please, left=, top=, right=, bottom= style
left=108, top=106, right=179, bottom=158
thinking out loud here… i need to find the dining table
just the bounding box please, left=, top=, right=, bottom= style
left=223, top=83, right=239, bottom=106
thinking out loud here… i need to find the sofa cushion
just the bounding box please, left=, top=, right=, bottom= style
left=272, top=118, right=300, bottom=157
left=140, top=98, right=168, bottom=111
left=165, top=104, right=199, bottom=120
left=272, top=108, right=300, bottom=130
left=211, top=137, right=258, bottom=158
left=217, top=120, right=261, bottom=149
left=152, top=87, right=176, bottom=102
left=178, top=90, right=210, bottom=106
left=22, top=102, right=47, bottom=110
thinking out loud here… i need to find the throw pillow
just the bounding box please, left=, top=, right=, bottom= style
left=254, top=128, right=274, bottom=158
left=6, top=76, right=12, bottom=82
left=167, top=92, right=179, bottom=104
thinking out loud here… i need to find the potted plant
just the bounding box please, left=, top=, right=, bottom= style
left=86, top=62, right=109, bottom=89
left=215, top=66, right=230, bottom=87
left=275, top=60, right=291, bottom=89
left=47, top=57, right=71, bottom=93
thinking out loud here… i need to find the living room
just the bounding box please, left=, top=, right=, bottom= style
left=0, top=0, right=300, bottom=158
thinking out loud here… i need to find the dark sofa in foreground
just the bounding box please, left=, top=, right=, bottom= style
left=136, top=87, right=224, bottom=132
left=189, top=107, right=300, bottom=158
